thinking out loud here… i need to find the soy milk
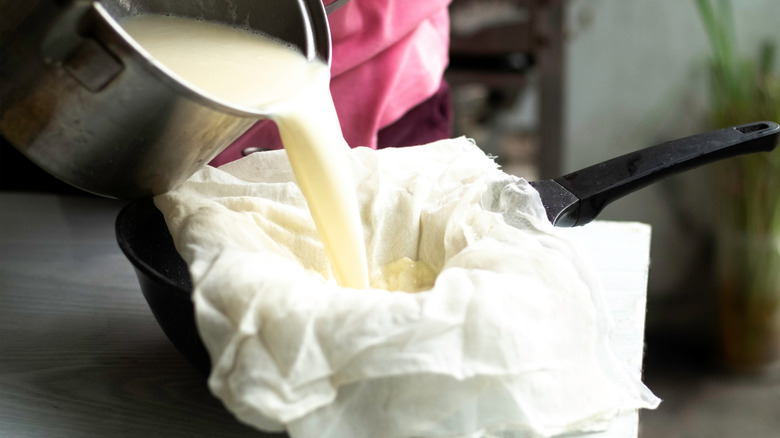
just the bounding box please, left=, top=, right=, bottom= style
left=121, top=15, right=369, bottom=288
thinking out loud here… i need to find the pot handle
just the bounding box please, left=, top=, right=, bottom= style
left=41, top=2, right=124, bottom=92
left=531, top=121, right=780, bottom=227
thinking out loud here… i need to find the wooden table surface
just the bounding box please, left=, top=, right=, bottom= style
left=0, top=192, right=653, bottom=437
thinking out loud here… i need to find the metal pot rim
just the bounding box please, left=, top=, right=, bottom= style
left=93, top=2, right=274, bottom=118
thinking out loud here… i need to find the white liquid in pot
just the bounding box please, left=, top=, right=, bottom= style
left=121, top=15, right=370, bottom=288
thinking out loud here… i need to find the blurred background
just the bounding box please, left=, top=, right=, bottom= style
left=446, top=0, right=779, bottom=436
left=2, top=0, right=778, bottom=436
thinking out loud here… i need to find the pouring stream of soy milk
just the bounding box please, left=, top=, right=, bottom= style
left=121, top=15, right=370, bottom=289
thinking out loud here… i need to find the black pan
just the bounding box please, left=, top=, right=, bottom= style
left=116, top=121, right=779, bottom=374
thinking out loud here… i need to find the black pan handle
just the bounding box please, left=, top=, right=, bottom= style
left=530, top=121, right=780, bottom=227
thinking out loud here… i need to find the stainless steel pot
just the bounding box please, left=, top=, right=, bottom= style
left=0, top=0, right=331, bottom=198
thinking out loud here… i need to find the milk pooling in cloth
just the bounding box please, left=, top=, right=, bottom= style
left=154, top=139, right=660, bottom=438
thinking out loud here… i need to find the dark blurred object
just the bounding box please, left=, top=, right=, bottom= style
left=377, top=81, right=453, bottom=148
left=447, top=0, right=565, bottom=179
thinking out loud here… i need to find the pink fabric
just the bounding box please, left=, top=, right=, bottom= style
left=211, top=0, right=452, bottom=166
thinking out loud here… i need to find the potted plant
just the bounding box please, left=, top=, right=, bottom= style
left=695, top=0, right=780, bottom=372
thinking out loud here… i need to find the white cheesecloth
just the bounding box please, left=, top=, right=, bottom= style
left=153, top=137, right=660, bottom=438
